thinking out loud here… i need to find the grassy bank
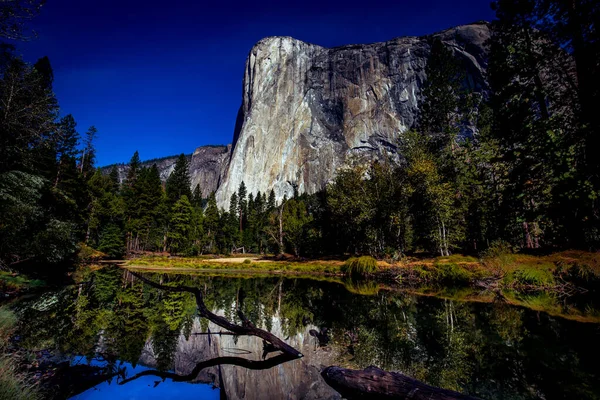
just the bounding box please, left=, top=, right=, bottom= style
left=126, top=255, right=345, bottom=275
left=0, top=272, right=45, bottom=298
left=0, top=306, right=40, bottom=400
left=123, top=250, right=600, bottom=294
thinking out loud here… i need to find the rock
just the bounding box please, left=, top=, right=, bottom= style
left=215, top=22, right=490, bottom=207
left=102, top=23, right=490, bottom=209
left=103, top=144, right=230, bottom=197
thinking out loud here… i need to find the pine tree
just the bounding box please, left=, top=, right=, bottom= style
left=203, top=192, right=220, bottom=253
left=192, top=183, right=203, bottom=209
left=167, top=195, right=193, bottom=254
left=125, top=151, right=141, bottom=187
left=109, top=165, right=120, bottom=193
left=237, top=181, right=247, bottom=232
left=418, top=38, right=463, bottom=152
left=54, top=114, right=79, bottom=187
left=166, top=154, right=192, bottom=204
left=267, top=189, right=276, bottom=213
left=80, top=125, right=97, bottom=177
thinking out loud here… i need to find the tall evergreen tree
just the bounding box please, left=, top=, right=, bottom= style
left=166, top=154, right=192, bottom=204
left=192, top=183, right=203, bottom=209
left=167, top=195, right=193, bottom=254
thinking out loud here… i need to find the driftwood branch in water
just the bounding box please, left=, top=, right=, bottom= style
left=321, top=366, right=480, bottom=400
left=119, top=353, right=296, bottom=385
left=127, top=270, right=303, bottom=358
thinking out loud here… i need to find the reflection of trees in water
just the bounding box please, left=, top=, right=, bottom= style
left=15, top=267, right=600, bottom=399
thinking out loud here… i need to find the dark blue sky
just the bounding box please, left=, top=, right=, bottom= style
left=17, top=0, right=495, bottom=166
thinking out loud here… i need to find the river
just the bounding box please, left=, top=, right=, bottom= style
left=12, top=266, right=600, bottom=399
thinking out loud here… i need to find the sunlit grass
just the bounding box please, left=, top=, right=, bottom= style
left=341, top=256, right=378, bottom=277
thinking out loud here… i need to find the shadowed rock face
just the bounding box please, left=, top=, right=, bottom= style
left=215, top=22, right=490, bottom=207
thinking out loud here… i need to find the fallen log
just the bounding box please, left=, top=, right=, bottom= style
left=321, top=366, right=480, bottom=400
left=127, top=269, right=303, bottom=358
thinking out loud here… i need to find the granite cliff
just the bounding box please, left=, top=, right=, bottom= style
left=216, top=22, right=490, bottom=207
left=104, top=22, right=490, bottom=208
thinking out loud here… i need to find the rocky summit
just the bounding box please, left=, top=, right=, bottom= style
left=107, top=22, right=490, bottom=208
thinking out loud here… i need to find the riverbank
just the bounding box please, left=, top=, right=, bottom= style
left=123, top=250, right=600, bottom=294
left=0, top=272, right=45, bottom=300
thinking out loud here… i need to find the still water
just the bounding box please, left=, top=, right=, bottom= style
left=14, top=267, right=600, bottom=399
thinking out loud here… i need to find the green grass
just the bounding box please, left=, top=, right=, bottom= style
left=127, top=257, right=343, bottom=275
left=0, top=306, right=40, bottom=400
left=341, top=256, right=378, bottom=277
left=0, top=272, right=44, bottom=294
left=509, top=267, right=556, bottom=287
left=342, top=279, right=380, bottom=295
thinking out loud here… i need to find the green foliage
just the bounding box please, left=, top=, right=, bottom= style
left=0, top=306, right=40, bottom=400
left=167, top=195, right=193, bottom=254
left=433, top=263, right=474, bottom=284
left=98, top=223, right=125, bottom=259
left=508, top=267, right=556, bottom=288
left=165, top=154, right=192, bottom=205
left=342, top=256, right=378, bottom=277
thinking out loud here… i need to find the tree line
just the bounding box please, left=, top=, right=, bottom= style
left=1, top=0, right=599, bottom=272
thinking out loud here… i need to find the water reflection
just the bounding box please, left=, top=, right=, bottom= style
left=14, top=266, right=600, bottom=399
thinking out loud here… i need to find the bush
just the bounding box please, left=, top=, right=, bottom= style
left=243, top=259, right=252, bottom=265
left=510, top=267, right=555, bottom=287
left=481, top=240, right=516, bottom=270
left=434, top=263, right=473, bottom=284
left=482, top=240, right=515, bottom=258
left=342, top=256, right=378, bottom=277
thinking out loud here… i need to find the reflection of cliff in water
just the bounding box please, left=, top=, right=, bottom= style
left=138, top=314, right=341, bottom=400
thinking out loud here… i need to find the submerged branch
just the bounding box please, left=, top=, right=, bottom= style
left=127, top=270, right=303, bottom=358
left=119, top=353, right=296, bottom=385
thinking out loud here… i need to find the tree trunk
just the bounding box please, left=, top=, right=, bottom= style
left=278, top=205, right=284, bottom=254
left=321, top=366, right=479, bottom=400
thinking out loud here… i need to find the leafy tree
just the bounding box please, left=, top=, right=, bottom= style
left=282, top=198, right=312, bottom=256
left=0, top=0, right=44, bottom=40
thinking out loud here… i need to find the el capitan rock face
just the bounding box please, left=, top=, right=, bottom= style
left=215, top=22, right=490, bottom=207
left=103, top=23, right=490, bottom=208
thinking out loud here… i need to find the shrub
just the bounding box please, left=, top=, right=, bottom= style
left=341, top=256, right=378, bottom=277
left=434, top=263, right=473, bottom=284
left=481, top=240, right=516, bottom=270
left=509, top=267, right=555, bottom=287
left=243, top=259, right=252, bottom=265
